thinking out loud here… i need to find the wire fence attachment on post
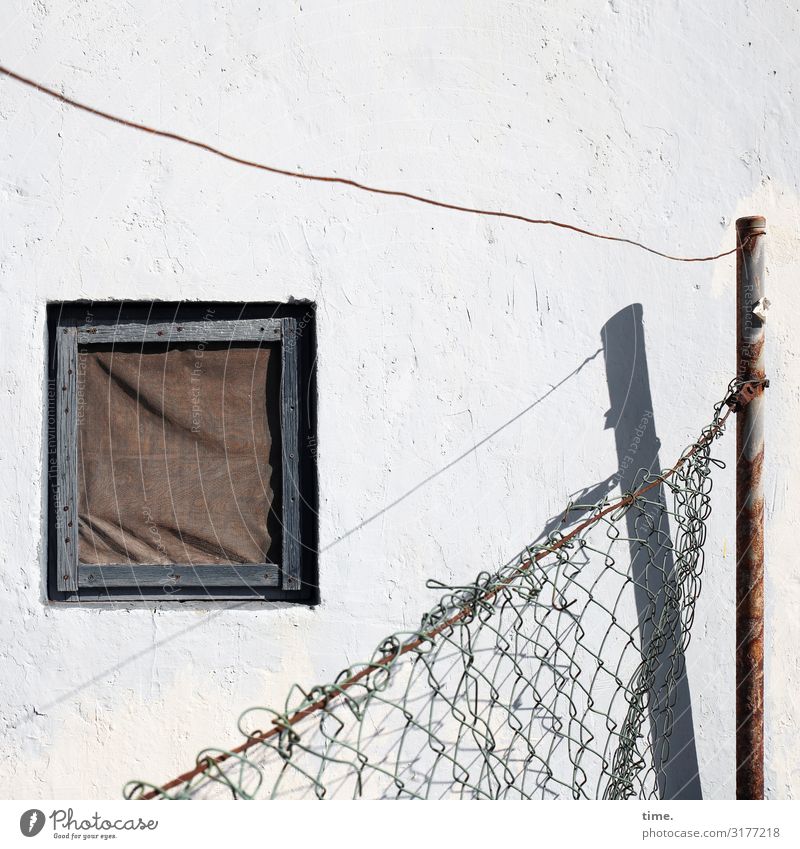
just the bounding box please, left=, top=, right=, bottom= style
left=124, top=387, right=738, bottom=801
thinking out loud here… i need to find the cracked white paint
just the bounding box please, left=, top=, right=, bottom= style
left=1, top=1, right=799, bottom=799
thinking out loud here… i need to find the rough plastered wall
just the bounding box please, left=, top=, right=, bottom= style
left=0, top=1, right=798, bottom=799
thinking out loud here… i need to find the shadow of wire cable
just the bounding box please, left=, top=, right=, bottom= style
left=321, top=348, right=603, bottom=552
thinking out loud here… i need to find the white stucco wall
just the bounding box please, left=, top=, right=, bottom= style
left=1, top=0, right=798, bottom=799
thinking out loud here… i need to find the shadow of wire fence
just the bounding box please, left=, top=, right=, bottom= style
left=125, top=385, right=729, bottom=800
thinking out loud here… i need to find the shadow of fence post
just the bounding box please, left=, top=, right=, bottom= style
left=602, top=303, right=703, bottom=800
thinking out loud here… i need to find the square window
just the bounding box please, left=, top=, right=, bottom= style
left=47, top=302, right=317, bottom=602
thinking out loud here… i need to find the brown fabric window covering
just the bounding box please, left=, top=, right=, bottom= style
left=77, top=343, right=281, bottom=566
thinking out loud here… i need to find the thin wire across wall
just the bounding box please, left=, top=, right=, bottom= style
left=0, top=64, right=742, bottom=264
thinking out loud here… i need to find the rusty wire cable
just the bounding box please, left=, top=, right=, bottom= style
left=123, top=382, right=741, bottom=801
left=0, top=64, right=740, bottom=263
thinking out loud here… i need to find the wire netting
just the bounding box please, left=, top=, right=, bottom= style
left=125, top=388, right=735, bottom=801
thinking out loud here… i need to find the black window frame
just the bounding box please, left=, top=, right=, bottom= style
left=47, top=301, right=318, bottom=604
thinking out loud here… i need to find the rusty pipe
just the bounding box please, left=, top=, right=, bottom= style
left=735, top=215, right=767, bottom=800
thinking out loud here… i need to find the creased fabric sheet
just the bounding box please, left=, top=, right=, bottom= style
left=77, top=343, right=279, bottom=566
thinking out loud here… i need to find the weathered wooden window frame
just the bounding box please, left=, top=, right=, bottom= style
left=51, top=314, right=304, bottom=601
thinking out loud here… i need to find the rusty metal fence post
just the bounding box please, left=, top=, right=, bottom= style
left=735, top=215, right=767, bottom=800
